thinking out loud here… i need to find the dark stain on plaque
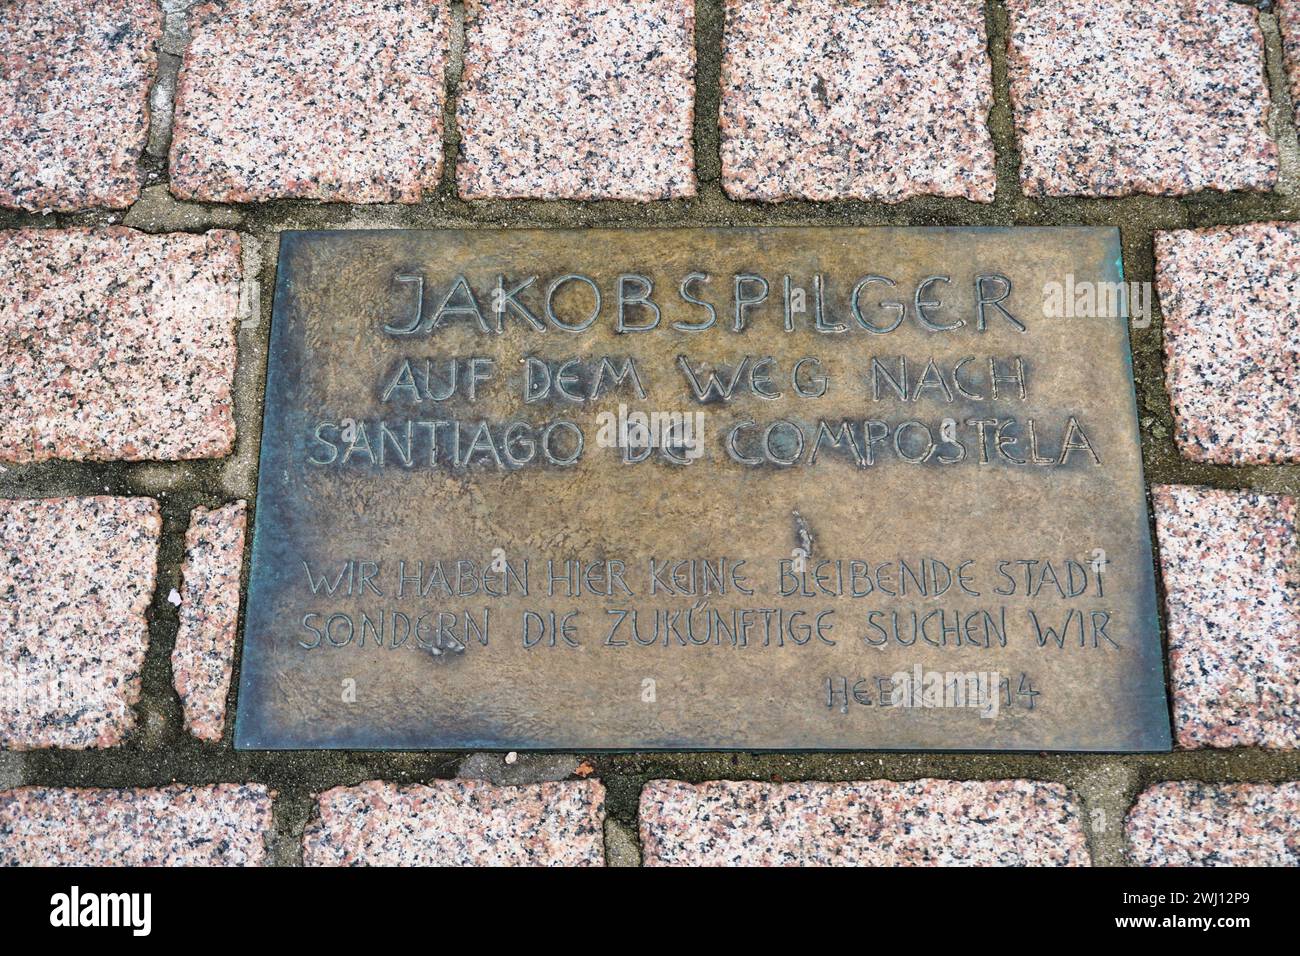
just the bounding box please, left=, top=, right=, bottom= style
left=234, top=227, right=1171, bottom=752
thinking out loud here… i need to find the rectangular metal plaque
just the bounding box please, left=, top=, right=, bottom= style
left=236, top=227, right=1171, bottom=751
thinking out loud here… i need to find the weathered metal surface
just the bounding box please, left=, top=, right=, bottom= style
left=235, top=227, right=1170, bottom=751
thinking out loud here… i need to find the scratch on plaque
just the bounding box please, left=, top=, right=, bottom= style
left=792, top=510, right=814, bottom=557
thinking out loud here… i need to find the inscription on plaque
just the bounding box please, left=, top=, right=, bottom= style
left=235, top=227, right=1171, bottom=751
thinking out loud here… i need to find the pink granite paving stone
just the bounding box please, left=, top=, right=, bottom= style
left=1283, top=1, right=1300, bottom=127
left=457, top=0, right=696, bottom=201
left=0, top=497, right=160, bottom=750
left=1005, top=0, right=1277, bottom=197
left=0, top=227, right=241, bottom=463
left=640, top=779, right=1090, bottom=866
left=1152, top=485, right=1300, bottom=750
left=170, top=0, right=447, bottom=203
left=1127, top=782, right=1300, bottom=866
left=720, top=0, right=995, bottom=203
left=1156, top=223, right=1300, bottom=464
left=172, top=501, right=247, bottom=742
left=0, top=1, right=159, bottom=212
left=303, top=779, right=606, bottom=866
left=0, top=784, right=273, bottom=865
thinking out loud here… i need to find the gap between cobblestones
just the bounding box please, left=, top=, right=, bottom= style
left=0, top=0, right=1298, bottom=865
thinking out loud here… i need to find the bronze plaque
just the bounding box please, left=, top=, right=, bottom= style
left=235, top=227, right=1171, bottom=751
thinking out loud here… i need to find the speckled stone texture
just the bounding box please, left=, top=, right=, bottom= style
left=1156, top=223, right=1300, bottom=464
left=1005, top=0, right=1276, bottom=197
left=1283, top=1, right=1300, bottom=127
left=720, top=0, right=995, bottom=203
left=1127, top=782, right=1300, bottom=866
left=1152, top=485, right=1299, bottom=750
left=640, top=779, right=1090, bottom=866
left=172, top=501, right=246, bottom=742
left=458, top=0, right=695, bottom=200
left=0, top=228, right=241, bottom=463
left=0, top=497, right=160, bottom=750
left=0, top=784, right=273, bottom=865
left=303, top=779, right=606, bottom=866
left=0, top=1, right=159, bottom=212
left=170, top=0, right=446, bottom=203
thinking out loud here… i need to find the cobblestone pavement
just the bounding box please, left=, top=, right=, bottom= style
left=1, top=0, right=1298, bottom=865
